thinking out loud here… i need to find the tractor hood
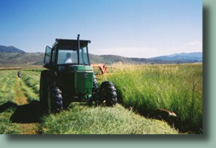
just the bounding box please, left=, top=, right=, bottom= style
left=67, top=65, right=93, bottom=72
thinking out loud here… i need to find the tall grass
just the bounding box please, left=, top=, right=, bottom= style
left=106, top=63, right=202, bottom=134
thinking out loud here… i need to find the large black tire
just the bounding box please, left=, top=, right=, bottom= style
left=48, top=83, right=63, bottom=113
left=40, top=70, right=51, bottom=110
left=99, top=81, right=117, bottom=106
left=40, top=70, right=63, bottom=113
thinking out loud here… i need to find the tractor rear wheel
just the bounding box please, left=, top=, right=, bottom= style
left=99, top=81, right=117, bottom=106
left=40, top=70, right=52, bottom=110
left=48, top=83, right=63, bottom=113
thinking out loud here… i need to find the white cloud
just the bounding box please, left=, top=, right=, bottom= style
left=184, top=41, right=202, bottom=46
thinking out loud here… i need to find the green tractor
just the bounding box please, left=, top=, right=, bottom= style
left=40, top=35, right=117, bottom=113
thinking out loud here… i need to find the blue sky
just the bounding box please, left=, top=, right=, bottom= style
left=0, top=0, right=202, bottom=58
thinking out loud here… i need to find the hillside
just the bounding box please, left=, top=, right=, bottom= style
left=150, top=52, right=202, bottom=62
left=0, top=52, right=154, bottom=65
left=0, top=52, right=43, bottom=65
left=90, top=54, right=138, bottom=64
left=89, top=54, right=174, bottom=64
left=0, top=52, right=202, bottom=65
left=0, top=45, right=202, bottom=65
left=0, top=45, right=25, bottom=53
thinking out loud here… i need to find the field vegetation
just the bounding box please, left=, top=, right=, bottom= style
left=0, top=63, right=202, bottom=134
left=104, top=63, right=202, bottom=133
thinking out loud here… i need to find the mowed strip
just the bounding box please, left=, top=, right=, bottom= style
left=14, top=77, right=28, bottom=105
left=13, top=76, right=40, bottom=134
left=20, top=71, right=40, bottom=101
left=20, top=78, right=39, bottom=101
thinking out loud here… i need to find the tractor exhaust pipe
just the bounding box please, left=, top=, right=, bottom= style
left=77, top=34, right=80, bottom=41
left=77, top=34, right=80, bottom=64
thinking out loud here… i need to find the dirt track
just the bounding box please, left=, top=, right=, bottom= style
left=12, top=77, right=40, bottom=134
left=14, top=78, right=28, bottom=105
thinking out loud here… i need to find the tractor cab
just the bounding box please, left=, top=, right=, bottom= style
left=42, top=34, right=94, bottom=99
left=43, top=35, right=91, bottom=71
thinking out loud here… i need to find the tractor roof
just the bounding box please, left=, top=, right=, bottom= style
left=53, top=39, right=91, bottom=48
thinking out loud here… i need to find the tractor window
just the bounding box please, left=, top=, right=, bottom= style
left=57, top=49, right=78, bottom=64
left=44, top=46, right=51, bottom=65
left=79, top=47, right=90, bottom=65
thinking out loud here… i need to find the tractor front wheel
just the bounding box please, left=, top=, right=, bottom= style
left=47, top=83, right=63, bottom=113
left=99, top=81, right=117, bottom=106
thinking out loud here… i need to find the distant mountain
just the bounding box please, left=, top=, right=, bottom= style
left=0, top=45, right=25, bottom=53
left=0, top=52, right=43, bottom=65
left=0, top=45, right=202, bottom=65
left=90, top=54, right=135, bottom=64
left=0, top=52, right=158, bottom=65
left=150, top=52, right=202, bottom=62
left=89, top=54, right=158, bottom=64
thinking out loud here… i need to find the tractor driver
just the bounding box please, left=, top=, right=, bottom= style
left=64, top=53, right=72, bottom=63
